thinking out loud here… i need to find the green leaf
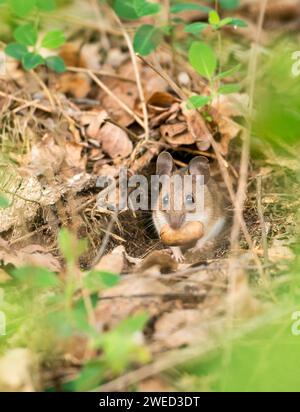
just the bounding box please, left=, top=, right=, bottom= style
left=12, top=266, right=61, bottom=288
left=219, top=17, right=234, bottom=27
left=227, top=18, right=248, bottom=28
left=219, top=0, right=240, bottom=10
left=45, top=56, right=66, bottom=72
left=58, top=228, right=87, bottom=264
left=171, top=3, right=212, bottom=14
left=218, top=83, right=241, bottom=94
left=209, top=10, right=220, bottom=26
left=72, top=361, right=104, bottom=392
left=22, top=52, right=44, bottom=70
left=5, top=43, right=28, bottom=61
left=116, top=312, right=149, bottom=335
left=14, top=24, right=38, bottom=46
left=9, top=0, right=36, bottom=16
left=0, top=194, right=10, bottom=208
left=184, top=22, right=209, bottom=34
left=36, top=0, right=56, bottom=11
left=188, top=41, right=217, bottom=79
left=84, top=271, right=120, bottom=292
left=114, top=0, right=161, bottom=20
left=215, top=64, right=241, bottom=79
left=41, top=30, right=65, bottom=49
left=133, top=24, right=162, bottom=56
left=187, top=95, right=211, bottom=110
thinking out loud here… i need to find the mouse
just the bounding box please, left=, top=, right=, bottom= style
left=152, top=152, right=226, bottom=262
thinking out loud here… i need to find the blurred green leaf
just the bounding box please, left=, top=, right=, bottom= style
left=84, top=271, right=120, bottom=292
left=215, top=64, right=241, bottom=79
left=5, top=43, right=28, bottom=60
left=133, top=24, right=162, bottom=56
left=12, top=266, right=61, bottom=288
left=188, top=41, right=217, bottom=79
left=41, top=30, right=65, bottom=49
left=209, top=10, right=220, bottom=26
left=72, top=361, right=104, bottom=391
left=36, top=0, right=56, bottom=11
left=114, top=0, right=161, bottom=20
left=187, top=95, right=211, bottom=109
left=14, top=24, right=38, bottom=46
left=0, top=194, right=10, bottom=208
left=184, top=22, right=209, bottom=34
left=10, top=0, right=35, bottom=16
left=22, top=52, right=44, bottom=70
left=45, top=56, right=66, bottom=73
left=219, top=0, right=240, bottom=10
left=58, top=228, right=87, bottom=265
left=171, top=3, right=211, bottom=14
left=227, top=18, right=248, bottom=28
left=218, top=83, right=241, bottom=94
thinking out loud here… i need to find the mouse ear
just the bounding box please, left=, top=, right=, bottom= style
left=156, top=152, right=174, bottom=176
left=188, top=156, right=210, bottom=184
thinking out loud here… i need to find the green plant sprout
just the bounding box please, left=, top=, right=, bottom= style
left=113, top=1, right=246, bottom=110
left=1, top=0, right=66, bottom=72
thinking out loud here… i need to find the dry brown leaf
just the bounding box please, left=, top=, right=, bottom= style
left=97, top=122, right=133, bottom=159
left=181, top=103, right=212, bottom=151
left=81, top=110, right=108, bottom=139
left=153, top=309, right=209, bottom=349
left=0, top=240, right=61, bottom=272
left=30, top=134, right=65, bottom=176
left=211, top=94, right=248, bottom=155
left=59, top=73, right=91, bottom=99
left=94, top=245, right=125, bottom=274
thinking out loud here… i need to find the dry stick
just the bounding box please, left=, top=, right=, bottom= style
left=30, top=70, right=55, bottom=109
left=230, top=0, right=268, bottom=254
left=209, top=137, right=264, bottom=275
left=113, top=13, right=150, bottom=140
left=0, top=91, right=52, bottom=113
left=87, top=70, right=145, bottom=129
left=91, top=212, right=119, bottom=266
left=257, top=175, right=269, bottom=273
left=68, top=66, right=136, bottom=83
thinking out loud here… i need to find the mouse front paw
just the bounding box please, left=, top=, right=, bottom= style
left=170, top=246, right=185, bottom=263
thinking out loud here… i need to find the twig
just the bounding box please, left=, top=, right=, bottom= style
left=87, top=70, right=145, bottom=129
left=67, top=66, right=136, bottom=84
left=0, top=91, right=52, bottom=113
left=230, top=0, right=268, bottom=252
left=91, top=212, right=119, bottom=266
left=113, top=13, right=150, bottom=140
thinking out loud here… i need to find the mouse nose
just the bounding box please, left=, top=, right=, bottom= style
left=168, top=213, right=185, bottom=230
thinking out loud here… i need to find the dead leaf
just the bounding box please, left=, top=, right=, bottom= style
left=97, top=122, right=133, bottom=159
left=95, top=276, right=171, bottom=329
left=0, top=240, right=61, bottom=272
left=94, top=245, right=125, bottom=273
left=181, top=103, right=212, bottom=151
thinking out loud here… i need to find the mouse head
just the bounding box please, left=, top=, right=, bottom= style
left=154, top=152, right=210, bottom=230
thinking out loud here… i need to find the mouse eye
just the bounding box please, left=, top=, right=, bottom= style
left=185, top=194, right=194, bottom=204
left=162, top=194, right=169, bottom=206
